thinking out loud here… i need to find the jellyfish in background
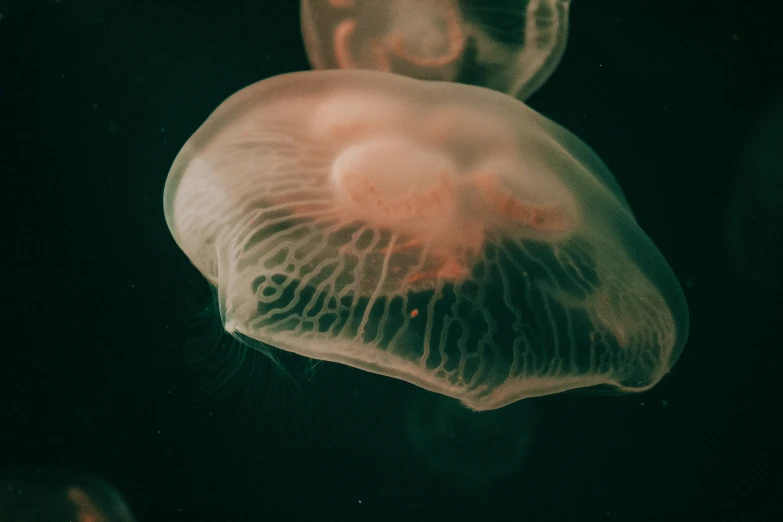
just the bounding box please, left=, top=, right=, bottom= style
left=301, top=0, right=571, bottom=100
left=725, top=97, right=783, bottom=292
left=0, top=469, right=136, bottom=522
left=163, top=70, right=688, bottom=411
left=405, top=392, right=534, bottom=483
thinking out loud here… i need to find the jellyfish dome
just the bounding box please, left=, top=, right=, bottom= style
left=301, top=0, right=571, bottom=100
left=163, top=70, right=688, bottom=411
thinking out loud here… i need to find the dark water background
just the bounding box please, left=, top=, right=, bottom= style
left=1, top=0, right=781, bottom=520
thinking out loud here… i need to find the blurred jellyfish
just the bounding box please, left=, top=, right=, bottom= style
left=0, top=469, right=136, bottom=522
left=163, top=70, right=688, bottom=411
left=725, top=97, right=783, bottom=292
left=405, top=392, right=534, bottom=483
left=300, top=0, right=571, bottom=100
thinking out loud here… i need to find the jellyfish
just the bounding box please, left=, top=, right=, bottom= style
left=725, top=97, right=783, bottom=292
left=163, top=70, right=688, bottom=411
left=405, top=392, right=534, bottom=483
left=300, top=0, right=571, bottom=100
left=0, top=469, right=136, bottom=522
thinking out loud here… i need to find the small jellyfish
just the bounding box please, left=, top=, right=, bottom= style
left=163, top=70, right=688, bottom=411
left=405, top=392, right=534, bottom=483
left=0, top=469, right=136, bottom=522
left=300, top=0, right=571, bottom=100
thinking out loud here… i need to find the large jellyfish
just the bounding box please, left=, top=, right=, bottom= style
left=163, top=70, right=688, bottom=411
left=300, top=0, right=571, bottom=100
